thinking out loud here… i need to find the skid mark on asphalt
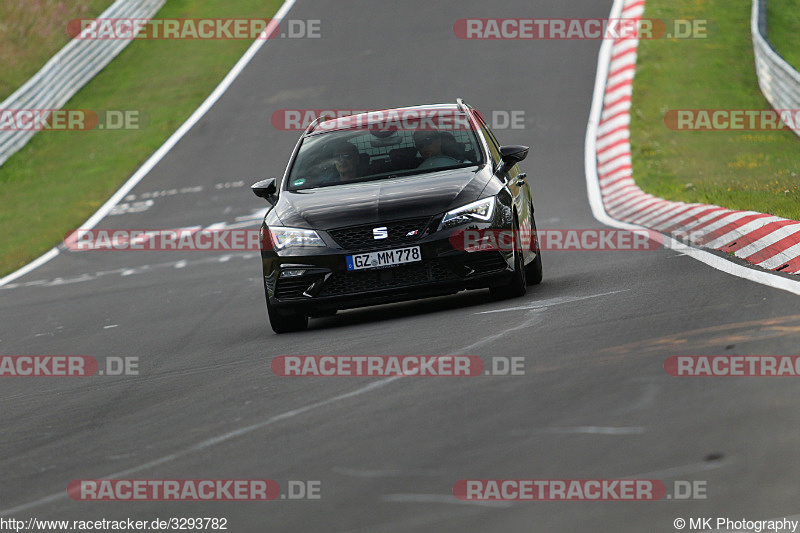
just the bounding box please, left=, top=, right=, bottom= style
left=332, top=467, right=446, bottom=478
left=599, top=314, right=800, bottom=357
left=381, top=494, right=510, bottom=508
left=624, top=457, right=726, bottom=480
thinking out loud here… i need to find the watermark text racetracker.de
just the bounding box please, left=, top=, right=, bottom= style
left=0, top=356, right=138, bottom=376
left=64, top=228, right=703, bottom=252
left=271, top=355, right=525, bottom=376
left=665, top=356, right=800, bottom=377
left=0, top=109, right=146, bottom=131
left=453, top=479, right=708, bottom=500
left=673, top=517, right=799, bottom=531
left=451, top=228, right=663, bottom=252
left=67, top=479, right=321, bottom=501
left=64, top=228, right=266, bottom=251
left=271, top=108, right=527, bottom=131
left=453, top=18, right=715, bottom=40
left=665, top=109, right=800, bottom=131
left=67, top=18, right=321, bottom=40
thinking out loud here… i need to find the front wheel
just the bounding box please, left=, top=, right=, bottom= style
left=526, top=216, right=543, bottom=285
left=266, top=297, right=308, bottom=334
left=490, top=225, right=527, bottom=300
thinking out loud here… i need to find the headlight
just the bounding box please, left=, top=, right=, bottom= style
left=268, top=227, right=325, bottom=250
left=440, top=197, right=495, bottom=230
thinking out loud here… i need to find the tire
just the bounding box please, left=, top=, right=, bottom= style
left=266, top=296, right=308, bottom=334
left=526, top=215, right=543, bottom=285
left=490, top=220, right=527, bottom=300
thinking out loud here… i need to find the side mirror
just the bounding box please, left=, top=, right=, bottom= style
left=251, top=178, right=277, bottom=204
left=499, top=145, right=530, bottom=167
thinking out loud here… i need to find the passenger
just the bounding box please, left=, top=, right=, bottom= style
left=413, top=130, right=460, bottom=170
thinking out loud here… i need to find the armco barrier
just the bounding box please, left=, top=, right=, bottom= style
left=0, top=0, right=166, bottom=168
left=752, top=0, right=800, bottom=138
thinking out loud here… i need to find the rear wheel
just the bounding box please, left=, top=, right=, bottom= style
left=490, top=221, right=527, bottom=300
left=266, top=296, right=308, bottom=333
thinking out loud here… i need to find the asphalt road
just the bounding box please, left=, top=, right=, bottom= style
left=2, top=0, right=800, bottom=531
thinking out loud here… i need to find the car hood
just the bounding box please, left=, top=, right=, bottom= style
left=271, top=166, right=491, bottom=229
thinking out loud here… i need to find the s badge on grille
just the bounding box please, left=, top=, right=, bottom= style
left=373, top=227, right=388, bottom=240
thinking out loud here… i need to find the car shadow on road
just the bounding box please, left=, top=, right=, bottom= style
left=308, top=289, right=500, bottom=330
left=304, top=279, right=566, bottom=331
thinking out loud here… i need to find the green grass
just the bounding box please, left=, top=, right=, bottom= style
left=0, top=0, right=281, bottom=277
left=629, top=0, right=800, bottom=221
left=768, top=0, right=800, bottom=70
left=0, top=0, right=114, bottom=100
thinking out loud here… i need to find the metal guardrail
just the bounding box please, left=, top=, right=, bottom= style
left=0, top=0, right=166, bottom=167
left=752, top=0, right=800, bottom=138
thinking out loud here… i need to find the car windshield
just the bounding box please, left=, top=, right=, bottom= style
left=286, top=113, right=484, bottom=191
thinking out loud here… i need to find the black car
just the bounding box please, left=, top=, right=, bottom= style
left=252, top=99, right=542, bottom=333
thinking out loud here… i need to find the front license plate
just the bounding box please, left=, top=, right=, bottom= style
left=346, top=246, right=422, bottom=271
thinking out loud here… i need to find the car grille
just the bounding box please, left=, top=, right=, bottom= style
left=274, top=276, right=319, bottom=299
left=327, top=218, right=432, bottom=251
left=318, top=261, right=459, bottom=297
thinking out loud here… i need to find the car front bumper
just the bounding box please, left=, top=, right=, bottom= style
left=262, top=226, right=515, bottom=313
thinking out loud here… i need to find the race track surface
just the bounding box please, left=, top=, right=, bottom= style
left=2, top=1, right=800, bottom=531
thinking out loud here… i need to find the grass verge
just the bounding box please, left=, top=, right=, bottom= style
left=629, top=0, right=800, bottom=222
left=0, top=0, right=281, bottom=277
left=768, top=0, right=800, bottom=70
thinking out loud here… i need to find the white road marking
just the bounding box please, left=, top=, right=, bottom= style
left=109, top=199, right=154, bottom=216
left=125, top=186, right=204, bottom=202
left=475, top=289, right=630, bottom=315
left=214, top=181, right=246, bottom=189
left=510, top=426, right=645, bottom=436
left=0, top=253, right=260, bottom=290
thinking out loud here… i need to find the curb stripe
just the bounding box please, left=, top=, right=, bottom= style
left=588, top=0, right=800, bottom=277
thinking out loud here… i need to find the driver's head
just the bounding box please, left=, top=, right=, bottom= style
left=413, top=130, right=442, bottom=160
left=331, top=141, right=359, bottom=181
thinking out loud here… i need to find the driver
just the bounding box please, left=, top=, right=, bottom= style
left=413, top=130, right=460, bottom=170
left=330, top=141, right=361, bottom=182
